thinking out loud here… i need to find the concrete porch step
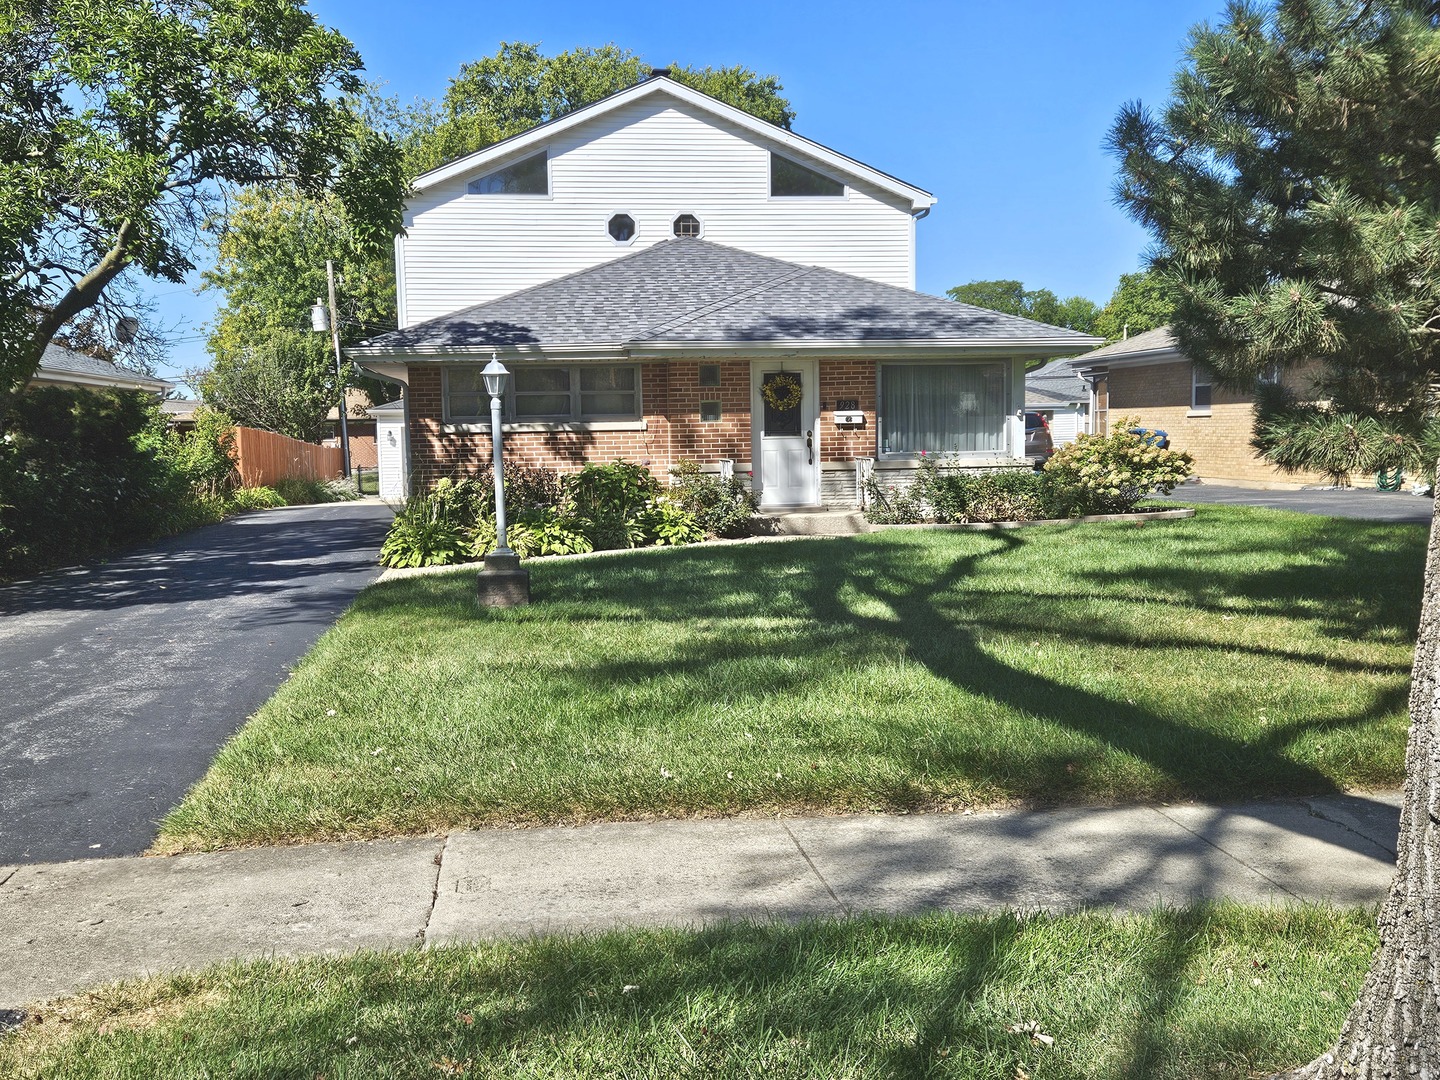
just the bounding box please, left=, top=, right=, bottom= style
left=755, top=509, right=871, bottom=536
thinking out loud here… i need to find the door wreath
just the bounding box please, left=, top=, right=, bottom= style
left=761, top=373, right=802, bottom=412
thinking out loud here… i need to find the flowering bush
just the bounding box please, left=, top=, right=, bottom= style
left=1042, top=418, right=1194, bottom=515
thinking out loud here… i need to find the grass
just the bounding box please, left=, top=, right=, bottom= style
left=0, top=905, right=1374, bottom=1080
left=155, top=505, right=1423, bottom=852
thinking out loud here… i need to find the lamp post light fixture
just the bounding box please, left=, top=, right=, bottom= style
left=481, top=355, right=513, bottom=556
left=310, top=259, right=351, bottom=478
left=475, top=352, right=530, bottom=606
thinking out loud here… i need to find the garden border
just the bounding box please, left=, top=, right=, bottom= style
left=867, top=507, right=1196, bottom=531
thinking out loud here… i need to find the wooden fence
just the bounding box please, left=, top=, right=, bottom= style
left=232, top=426, right=343, bottom=487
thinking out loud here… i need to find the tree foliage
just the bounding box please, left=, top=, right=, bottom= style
left=1109, top=0, right=1440, bottom=479
left=1093, top=270, right=1177, bottom=342
left=198, top=186, right=396, bottom=440
left=945, top=279, right=1100, bottom=333
left=1111, top=3, right=1440, bottom=1074
left=0, top=0, right=406, bottom=424
left=399, top=42, right=795, bottom=176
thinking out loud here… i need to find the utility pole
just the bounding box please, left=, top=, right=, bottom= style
left=326, top=259, right=351, bottom=478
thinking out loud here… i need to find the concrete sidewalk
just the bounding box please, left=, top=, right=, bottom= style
left=0, top=792, right=1401, bottom=1008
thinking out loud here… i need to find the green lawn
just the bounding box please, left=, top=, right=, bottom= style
left=0, top=906, right=1373, bottom=1080
left=155, top=505, right=1422, bottom=852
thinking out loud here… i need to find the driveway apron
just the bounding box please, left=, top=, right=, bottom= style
left=0, top=502, right=392, bottom=863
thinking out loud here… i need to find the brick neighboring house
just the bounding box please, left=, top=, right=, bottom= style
left=1075, top=326, right=1330, bottom=488
left=351, top=74, right=1100, bottom=507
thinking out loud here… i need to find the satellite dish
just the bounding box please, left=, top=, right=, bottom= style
left=115, top=316, right=140, bottom=344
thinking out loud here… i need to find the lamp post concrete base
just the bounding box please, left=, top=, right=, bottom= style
left=476, top=551, right=530, bottom=607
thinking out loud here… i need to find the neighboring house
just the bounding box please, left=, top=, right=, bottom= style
left=1075, top=326, right=1330, bottom=488
left=367, top=399, right=408, bottom=499
left=29, top=343, right=171, bottom=396
left=1024, top=358, right=1090, bottom=446
left=352, top=73, right=1101, bottom=508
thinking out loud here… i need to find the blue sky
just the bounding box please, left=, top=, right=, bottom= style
left=147, top=0, right=1222, bottom=386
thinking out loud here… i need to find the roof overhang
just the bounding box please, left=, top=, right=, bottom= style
left=1076, top=347, right=1186, bottom=375
left=411, top=77, right=937, bottom=214
left=353, top=336, right=1103, bottom=369
left=30, top=370, right=173, bottom=394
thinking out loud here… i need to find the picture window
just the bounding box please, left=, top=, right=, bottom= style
left=770, top=152, right=844, bottom=197
left=468, top=151, right=547, bottom=195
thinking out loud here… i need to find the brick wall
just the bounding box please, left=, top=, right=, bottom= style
left=407, top=359, right=885, bottom=490
left=1105, top=360, right=1330, bottom=487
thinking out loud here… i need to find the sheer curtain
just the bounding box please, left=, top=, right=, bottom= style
left=880, top=363, right=1006, bottom=454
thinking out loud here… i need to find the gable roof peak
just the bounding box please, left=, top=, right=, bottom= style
left=411, top=76, right=936, bottom=212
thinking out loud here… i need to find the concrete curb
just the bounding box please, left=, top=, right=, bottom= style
left=869, top=507, right=1196, bottom=531
left=0, top=792, right=1400, bottom=1007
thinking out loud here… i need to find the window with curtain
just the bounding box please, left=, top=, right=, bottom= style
left=879, top=363, right=1007, bottom=455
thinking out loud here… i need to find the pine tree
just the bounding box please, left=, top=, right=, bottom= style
left=1112, top=3, right=1438, bottom=1073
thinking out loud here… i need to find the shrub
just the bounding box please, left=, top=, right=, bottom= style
left=0, top=387, right=191, bottom=577
left=378, top=494, right=467, bottom=568
left=153, top=407, right=238, bottom=497
left=915, top=465, right=1048, bottom=523
left=1043, top=419, right=1194, bottom=515
left=637, top=496, right=706, bottom=545
left=863, top=474, right=928, bottom=524
left=668, top=460, right=758, bottom=537
left=227, top=486, right=285, bottom=511
left=272, top=475, right=358, bottom=506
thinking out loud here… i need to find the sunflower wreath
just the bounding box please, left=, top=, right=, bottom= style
left=761, top=373, right=802, bottom=411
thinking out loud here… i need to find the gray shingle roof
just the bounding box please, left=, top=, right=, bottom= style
left=35, top=344, right=172, bottom=392
left=1072, top=325, right=1178, bottom=363
left=1025, top=357, right=1089, bottom=405
left=354, top=240, right=1102, bottom=356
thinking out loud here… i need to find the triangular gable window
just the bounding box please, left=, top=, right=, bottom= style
left=468, top=151, right=548, bottom=195
left=770, top=152, right=844, bottom=197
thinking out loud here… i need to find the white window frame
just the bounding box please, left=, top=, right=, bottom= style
left=466, top=149, right=551, bottom=198
left=768, top=151, right=848, bottom=201
left=443, top=364, right=644, bottom=424
left=671, top=212, right=705, bottom=239
left=606, top=211, right=639, bottom=246
left=1190, top=364, right=1213, bottom=415
left=875, top=360, right=1011, bottom=459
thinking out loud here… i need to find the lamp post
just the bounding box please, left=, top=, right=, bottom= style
left=309, top=259, right=351, bottom=477
left=481, top=355, right=513, bottom=556
left=474, top=353, right=529, bottom=606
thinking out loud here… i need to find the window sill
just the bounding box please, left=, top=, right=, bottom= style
left=441, top=420, right=647, bottom=434
left=1186, top=410, right=1212, bottom=418
left=875, top=455, right=1016, bottom=469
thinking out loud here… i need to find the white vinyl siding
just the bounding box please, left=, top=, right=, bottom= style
left=401, top=99, right=916, bottom=326
left=374, top=412, right=408, bottom=499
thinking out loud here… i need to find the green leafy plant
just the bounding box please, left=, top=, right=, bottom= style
left=668, top=460, right=758, bottom=537
left=378, top=494, right=466, bottom=568
left=1042, top=419, right=1194, bottom=516
left=227, top=486, right=286, bottom=511
left=637, top=496, right=705, bottom=546
left=915, top=464, right=1048, bottom=523
left=471, top=509, right=595, bottom=559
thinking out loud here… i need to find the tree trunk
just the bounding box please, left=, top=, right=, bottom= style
left=1273, top=495, right=1439, bottom=1078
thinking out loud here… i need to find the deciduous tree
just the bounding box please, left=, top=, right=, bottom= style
left=0, top=0, right=406, bottom=427
left=1111, top=2, right=1438, bottom=1073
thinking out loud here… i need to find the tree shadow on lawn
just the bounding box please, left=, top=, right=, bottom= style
left=68, top=910, right=1360, bottom=1080
left=504, top=527, right=1410, bottom=806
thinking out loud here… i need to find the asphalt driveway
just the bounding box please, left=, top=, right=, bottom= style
left=1157, top=482, right=1436, bottom=523
left=0, top=502, right=393, bottom=863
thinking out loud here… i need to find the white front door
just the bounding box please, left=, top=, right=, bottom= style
left=752, top=360, right=819, bottom=508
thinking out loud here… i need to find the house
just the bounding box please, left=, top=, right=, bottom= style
left=1024, top=357, right=1090, bottom=446
left=351, top=73, right=1101, bottom=508
left=1075, top=326, right=1330, bottom=488
left=30, top=343, right=171, bottom=396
